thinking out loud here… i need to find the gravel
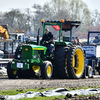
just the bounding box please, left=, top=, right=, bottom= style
left=0, top=75, right=100, bottom=90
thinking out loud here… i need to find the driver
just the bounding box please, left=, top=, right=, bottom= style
left=93, top=36, right=99, bottom=44
left=40, top=28, right=54, bottom=53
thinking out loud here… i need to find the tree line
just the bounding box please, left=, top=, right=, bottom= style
left=0, top=0, right=100, bottom=38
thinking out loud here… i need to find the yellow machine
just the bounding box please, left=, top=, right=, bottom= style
left=0, top=25, right=9, bottom=39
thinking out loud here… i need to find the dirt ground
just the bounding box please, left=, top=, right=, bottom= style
left=0, top=75, right=100, bottom=90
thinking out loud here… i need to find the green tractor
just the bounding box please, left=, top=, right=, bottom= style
left=7, top=19, right=85, bottom=79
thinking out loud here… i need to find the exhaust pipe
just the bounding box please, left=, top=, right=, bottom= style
left=37, top=28, right=40, bottom=45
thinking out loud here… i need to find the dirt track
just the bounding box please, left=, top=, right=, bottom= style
left=0, top=75, right=100, bottom=90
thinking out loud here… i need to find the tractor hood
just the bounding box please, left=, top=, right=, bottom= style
left=55, top=41, right=72, bottom=46
left=22, top=44, right=47, bottom=54
left=22, top=44, right=47, bottom=60
left=31, top=45, right=47, bottom=54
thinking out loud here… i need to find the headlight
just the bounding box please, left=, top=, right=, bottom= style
left=17, top=55, right=20, bottom=58
left=12, top=61, right=15, bottom=64
left=33, top=55, right=37, bottom=59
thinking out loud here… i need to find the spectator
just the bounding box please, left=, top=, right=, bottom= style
left=73, top=39, right=78, bottom=45
left=76, top=37, right=81, bottom=45
left=92, top=36, right=99, bottom=44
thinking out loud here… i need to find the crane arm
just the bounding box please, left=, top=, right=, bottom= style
left=0, top=25, right=9, bottom=39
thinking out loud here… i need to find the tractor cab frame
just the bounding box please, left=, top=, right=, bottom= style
left=41, top=19, right=81, bottom=43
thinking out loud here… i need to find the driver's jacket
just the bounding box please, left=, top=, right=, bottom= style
left=40, top=32, right=54, bottom=45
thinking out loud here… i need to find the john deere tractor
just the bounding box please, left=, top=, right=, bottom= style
left=7, top=19, right=85, bottom=79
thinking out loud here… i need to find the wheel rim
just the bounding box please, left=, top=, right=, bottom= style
left=73, top=48, right=84, bottom=77
left=47, top=65, right=51, bottom=76
left=32, top=65, right=40, bottom=73
left=89, top=70, right=92, bottom=77
left=73, top=56, right=75, bottom=67
left=13, top=70, right=17, bottom=75
left=88, top=67, right=92, bottom=77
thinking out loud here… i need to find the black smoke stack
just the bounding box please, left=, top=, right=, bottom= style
left=37, top=28, right=40, bottom=45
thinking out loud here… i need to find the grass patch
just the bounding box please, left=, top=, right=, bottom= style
left=0, top=88, right=55, bottom=95
left=68, top=86, right=100, bottom=91
left=0, top=86, right=100, bottom=100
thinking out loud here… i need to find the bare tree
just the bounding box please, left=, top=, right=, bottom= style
left=25, top=8, right=32, bottom=31
left=3, top=9, right=19, bottom=28
left=91, top=9, right=100, bottom=26
left=32, top=4, right=44, bottom=35
left=68, top=0, right=91, bottom=25
left=43, top=0, right=69, bottom=20
left=0, top=0, right=92, bottom=38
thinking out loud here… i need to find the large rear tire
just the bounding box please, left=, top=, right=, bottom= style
left=66, top=45, right=85, bottom=79
left=54, top=46, right=71, bottom=78
left=7, top=62, right=17, bottom=79
left=41, top=61, right=53, bottom=79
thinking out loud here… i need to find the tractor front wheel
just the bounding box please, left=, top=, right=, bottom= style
left=86, top=65, right=93, bottom=78
left=7, top=62, right=17, bottom=79
left=21, top=66, right=35, bottom=79
left=41, top=61, right=53, bottom=79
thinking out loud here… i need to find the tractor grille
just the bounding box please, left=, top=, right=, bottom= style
left=22, top=46, right=32, bottom=59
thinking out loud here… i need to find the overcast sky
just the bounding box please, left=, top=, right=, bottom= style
left=0, top=0, right=100, bottom=12
left=83, top=0, right=100, bottom=11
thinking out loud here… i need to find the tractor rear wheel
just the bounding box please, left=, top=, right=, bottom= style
left=66, top=45, right=85, bottom=79
left=41, top=61, right=53, bottom=79
left=54, top=46, right=71, bottom=78
left=7, top=62, right=17, bottom=79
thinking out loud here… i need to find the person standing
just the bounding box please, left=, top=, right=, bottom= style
left=76, top=37, right=81, bottom=45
